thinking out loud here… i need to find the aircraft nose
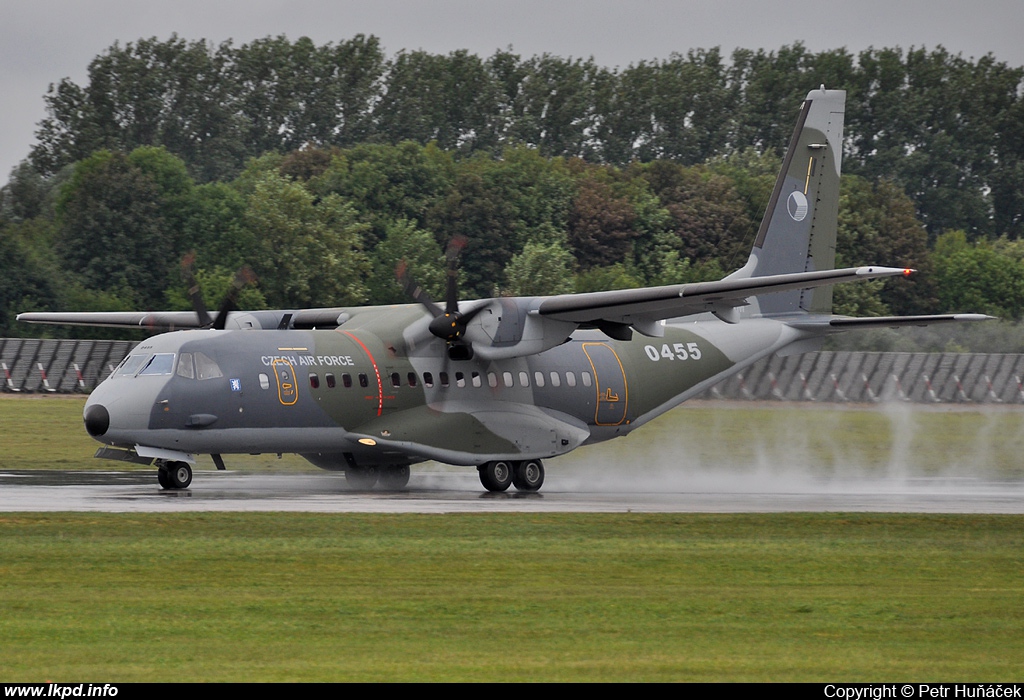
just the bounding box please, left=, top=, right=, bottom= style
left=84, top=404, right=110, bottom=437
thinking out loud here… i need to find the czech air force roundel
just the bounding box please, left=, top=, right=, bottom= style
left=787, top=190, right=808, bottom=221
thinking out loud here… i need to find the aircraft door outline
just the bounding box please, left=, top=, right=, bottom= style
left=272, top=358, right=298, bottom=406
left=581, top=342, right=628, bottom=426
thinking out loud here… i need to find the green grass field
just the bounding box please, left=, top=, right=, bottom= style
left=1, top=512, right=1022, bottom=681
left=1, top=397, right=1023, bottom=681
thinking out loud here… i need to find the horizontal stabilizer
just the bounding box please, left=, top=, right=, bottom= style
left=828, top=313, right=995, bottom=328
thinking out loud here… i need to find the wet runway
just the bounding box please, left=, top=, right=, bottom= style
left=1, top=469, right=1023, bottom=513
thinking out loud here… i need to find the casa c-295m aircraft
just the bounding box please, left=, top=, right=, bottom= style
left=19, top=88, right=987, bottom=493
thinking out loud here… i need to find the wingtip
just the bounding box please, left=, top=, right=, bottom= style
left=854, top=266, right=914, bottom=277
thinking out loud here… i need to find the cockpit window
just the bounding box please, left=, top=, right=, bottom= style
left=176, top=353, right=195, bottom=379
left=138, top=353, right=175, bottom=376
left=114, top=354, right=151, bottom=377
left=194, top=351, right=223, bottom=381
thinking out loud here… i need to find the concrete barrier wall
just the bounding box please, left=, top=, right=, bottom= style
left=698, top=351, right=1024, bottom=403
left=0, top=338, right=136, bottom=394
left=2, top=338, right=1023, bottom=404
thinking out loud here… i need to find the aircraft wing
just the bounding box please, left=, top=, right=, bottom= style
left=15, top=311, right=207, bottom=330
left=537, top=266, right=913, bottom=331
left=15, top=307, right=348, bottom=331
left=17, top=266, right=916, bottom=351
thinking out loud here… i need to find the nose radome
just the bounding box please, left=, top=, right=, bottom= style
left=84, top=404, right=109, bottom=437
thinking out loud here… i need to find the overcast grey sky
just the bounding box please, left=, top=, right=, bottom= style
left=2, top=0, right=1022, bottom=179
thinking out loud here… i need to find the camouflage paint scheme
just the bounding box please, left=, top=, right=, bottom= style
left=89, top=310, right=751, bottom=468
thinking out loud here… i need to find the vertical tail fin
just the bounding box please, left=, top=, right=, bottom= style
left=729, top=87, right=846, bottom=316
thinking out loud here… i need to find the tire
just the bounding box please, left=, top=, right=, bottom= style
left=512, top=460, right=544, bottom=492
left=478, top=461, right=513, bottom=492
left=157, top=466, right=171, bottom=489
left=166, top=461, right=192, bottom=489
left=378, top=465, right=411, bottom=490
left=345, top=465, right=379, bottom=489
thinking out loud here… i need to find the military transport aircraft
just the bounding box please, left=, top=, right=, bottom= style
left=18, top=88, right=987, bottom=493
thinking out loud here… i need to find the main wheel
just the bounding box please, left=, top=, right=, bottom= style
left=478, top=461, right=513, bottom=492
left=512, top=460, right=545, bottom=492
left=166, top=461, right=192, bottom=489
left=345, top=465, right=379, bottom=489
left=157, top=466, right=171, bottom=489
left=378, top=465, right=410, bottom=490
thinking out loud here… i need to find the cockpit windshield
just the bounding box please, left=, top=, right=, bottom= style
left=138, top=353, right=175, bottom=376
left=113, top=354, right=150, bottom=377
left=114, top=353, right=176, bottom=377
left=112, top=350, right=223, bottom=380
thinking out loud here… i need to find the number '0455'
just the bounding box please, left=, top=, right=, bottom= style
left=644, top=343, right=702, bottom=361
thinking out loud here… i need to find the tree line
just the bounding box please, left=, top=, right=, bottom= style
left=1, top=37, right=1023, bottom=344
left=26, top=36, right=1024, bottom=239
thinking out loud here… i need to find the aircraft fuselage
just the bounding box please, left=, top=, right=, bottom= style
left=84, top=312, right=808, bottom=470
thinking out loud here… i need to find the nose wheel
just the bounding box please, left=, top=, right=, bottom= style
left=157, top=461, right=192, bottom=490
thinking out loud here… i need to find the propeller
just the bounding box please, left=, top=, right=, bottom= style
left=397, top=236, right=489, bottom=360
left=180, top=253, right=258, bottom=330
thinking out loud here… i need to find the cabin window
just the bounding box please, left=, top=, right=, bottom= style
left=424, top=372, right=434, bottom=388
left=309, top=373, right=320, bottom=389
left=342, top=373, right=352, bottom=388
left=326, top=373, right=336, bottom=388
left=439, top=372, right=450, bottom=388
left=358, top=373, right=369, bottom=388
left=503, top=371, right=514, bottom=388
left=407, top=372, right=418, bottom=387
left=519, top=371, right=530, bottom=387
left=391, top=372, right=401, bottom=388
left=534, top=371, right=545, bottom=388
left=176, top=353, right=195, bottom=379
left=488, top=372, right=498, bottom=388
left=581, top=372, right=593, bottom=387
left=471, top=371, right=482, bottom=388
left=566, top=372, right=577, bottom=387
left=194, top=352, right=223, bottom=381
left=456, top=372, right=465, bottom=388
left=259, top=373, right=270, bottom=390
left=549, top=371, right=560, bottom=387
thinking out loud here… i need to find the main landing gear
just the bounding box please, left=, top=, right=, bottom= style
left=478, top=459, right=544, bottom=493
left=157, top=461, right=192, bottom=490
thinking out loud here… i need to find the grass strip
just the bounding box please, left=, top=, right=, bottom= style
left=0, top=512, right=1021, bottom=681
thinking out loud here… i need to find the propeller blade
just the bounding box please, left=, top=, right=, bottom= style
left=180, top=252, right=213, bottom=327
left=396, top=260, right=442, bottom=318
left=443, top=236, right=467, bottom=315
left=213, top=266, right=257, bottom=331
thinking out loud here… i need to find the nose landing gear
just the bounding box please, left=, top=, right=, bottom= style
left=157, top=461, right=192, bottom=490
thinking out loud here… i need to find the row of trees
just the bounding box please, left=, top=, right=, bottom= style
left=26, top=36, right=1024, bottom=239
